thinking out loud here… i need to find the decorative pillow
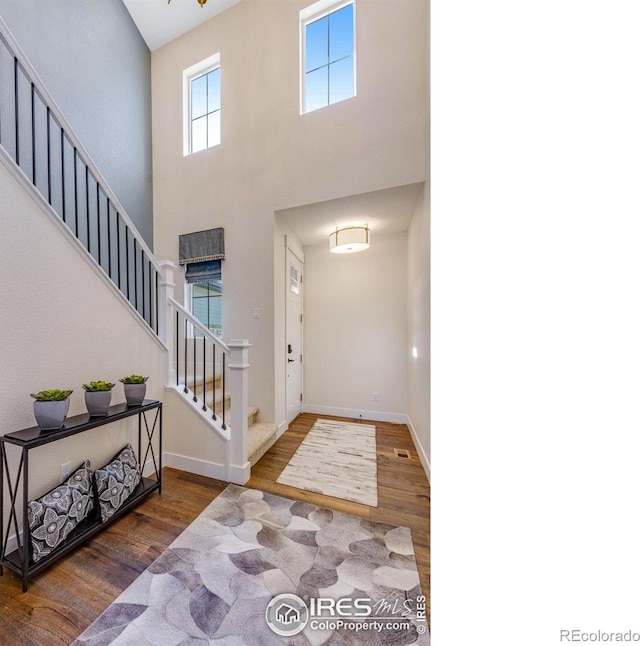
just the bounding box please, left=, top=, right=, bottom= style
left=27, top=460, right=95, bottom=563
left=94, top=444, right=141, bottom=522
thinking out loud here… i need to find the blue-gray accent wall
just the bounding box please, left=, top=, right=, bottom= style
left=0, top=0, right=153, bottom=247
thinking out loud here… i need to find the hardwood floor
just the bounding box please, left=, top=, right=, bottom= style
left=0, top=413, right=430, bottom=644
left=248, top=413, right=430, bottom=622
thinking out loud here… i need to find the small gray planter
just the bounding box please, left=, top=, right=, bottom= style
left=85, top=390, right=112, bottom=417
left=124, top=383, right=146, bottom=407
left=33, top=399, right=70, bottom=430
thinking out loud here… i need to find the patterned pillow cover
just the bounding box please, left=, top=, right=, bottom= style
left=94, top=444, right=141, bottom=522
left=27, top=460, right=95, bottom=563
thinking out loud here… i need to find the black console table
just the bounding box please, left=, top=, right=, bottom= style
left=0, top=399, right=162, bottom=592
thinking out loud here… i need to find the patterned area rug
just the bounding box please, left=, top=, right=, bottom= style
left=276, top=419, right=378, bottom=507
left=72, top=484, right=429, bottom=645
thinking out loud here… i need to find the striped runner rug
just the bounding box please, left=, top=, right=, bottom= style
left=277, top=418, right=378, bottom=506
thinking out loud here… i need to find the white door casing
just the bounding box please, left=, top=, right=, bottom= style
left=286, top=248, right=303, bottom=423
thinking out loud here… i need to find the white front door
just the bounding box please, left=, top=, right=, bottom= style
left=286, top=248, right=303, bottom=423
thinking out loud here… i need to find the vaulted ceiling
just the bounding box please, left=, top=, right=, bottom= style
left=122, top=0, right=242, bottom=51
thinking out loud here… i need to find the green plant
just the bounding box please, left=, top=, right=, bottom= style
left=119, top=375, right=149, bottom=385
left=82, top=381, right=115, bottom=392
left=30, top=389, right=73, bottom=402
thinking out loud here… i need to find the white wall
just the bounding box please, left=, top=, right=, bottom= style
left=0, top=164, right=164, bottom=529
left=303, top=232, right=408, bottom=419
left=162, top=389, right=227, bottom=477
left=407, top=185, right=430, bottom=478
left=151, top=0, right=427, bottom=427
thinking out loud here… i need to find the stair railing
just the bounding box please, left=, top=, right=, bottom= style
left=159, top=263, right=250, bottom=484
left=0, top=17, right=162, bottom=336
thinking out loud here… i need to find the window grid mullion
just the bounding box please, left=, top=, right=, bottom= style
left=204, top=72, right=209, bottom=148
left=326, top=12, right=331, bottom=94
left=306, top=54, right=350, bottom=76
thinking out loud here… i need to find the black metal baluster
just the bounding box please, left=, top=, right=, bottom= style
left=175, top=310, right=179, bottom=387
left=125, top=226, right=130, bottom=299
left=183, top=318, right=188, bottom=394
left=85, top=166, right=90, bottom=253
left=14, top=57, right=19, bottom=165
left=107, top=199, right=112, bottom=278
left=116, top=214, right=121, bottom=290
left=133, top=238, right=138, bottom=312
left=73, top=148, right=78, bottom=236
left=192, top=330, right=197, bottom=402
left=46, top=107, right=51, bottom=203
left=0, top=51, right=2, bottom=145
left=222, top=353, right=227, bottom=429
left=60, top=130, right=66, bottom=222
left=202, top=336, right=207, bottom=411
left=96, top=184, right=101, bottom=267
left=30, top=82, right=35, bottom=183
left=142, top=253, right=147, bottom=323
left=212, top=344, right=217, bottom=420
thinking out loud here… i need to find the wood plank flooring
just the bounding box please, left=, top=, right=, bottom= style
left=0, top=413, right=430, bottom=643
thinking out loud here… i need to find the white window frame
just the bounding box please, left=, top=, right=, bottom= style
left=183, top=53, right=221, bottom=156
left=184, top=280, right=223, bottom=339
left=300, top=0, right=356, bottom=115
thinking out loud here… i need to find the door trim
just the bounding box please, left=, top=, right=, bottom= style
left=285, top=239, right=304, bottom=425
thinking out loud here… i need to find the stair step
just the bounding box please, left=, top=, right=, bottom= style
left=185, top=396, right=258, bottom=427
left=186, top=373, right=222, bottom=391
left=248, top=422, right=279, bottom=467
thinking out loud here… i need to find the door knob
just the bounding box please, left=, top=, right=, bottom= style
left=288, top=358, right=295, bottom=363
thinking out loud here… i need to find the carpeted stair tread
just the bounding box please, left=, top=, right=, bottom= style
left=248, top=422, right=279, bottom=467
left=186, top=373, right=222, bottom=390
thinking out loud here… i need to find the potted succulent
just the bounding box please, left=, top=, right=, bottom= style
left=120, top=374, right=148, bottom=407
left=83, top=381, right=115, bottom=417
left=30, top=389, right=73, bottom=430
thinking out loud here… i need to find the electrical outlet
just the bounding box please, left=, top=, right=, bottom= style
left=60, top=461, right=71, bottom=482
left=372, top=392, right=379, bottom=402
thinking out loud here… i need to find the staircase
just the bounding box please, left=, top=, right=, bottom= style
left=0, top=17, right=278, bottom=485
left=187, top=373, right=278, bottom=466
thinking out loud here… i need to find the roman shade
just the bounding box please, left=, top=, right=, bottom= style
left=179, top=228, right=224, bottom=284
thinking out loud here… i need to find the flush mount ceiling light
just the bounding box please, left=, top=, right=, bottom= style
left=329, top=225, right=371, bottom=254
left=168, top=0, right=207, bottom=7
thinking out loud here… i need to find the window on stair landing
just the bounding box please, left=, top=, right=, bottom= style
left=183, top=53, right=221, bottom=156
left=189, top=279, right=223, bottom=337
left=301, top=0, right=355, bottom=114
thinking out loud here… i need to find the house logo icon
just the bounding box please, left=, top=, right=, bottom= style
left=265, top=593, right=309, bottom=636
left=276, top=603, right=300, bottom=625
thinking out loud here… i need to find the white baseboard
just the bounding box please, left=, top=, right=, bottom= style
left=302, top=404, right=407, bottom=425
left=162, top=451, right=250, bottom=485
left=227, top=461, right=251, bottom=485
left=276, top=420, right=288, bottom=438
left=406, top=417, right=430, bottom=483
left=162, top=451, right=227, bottom=481
left=302, top=405, right=431, bottom=483
left=4, top=531, right=19, bottom=556
left=142, top=458, right=159, bottom=479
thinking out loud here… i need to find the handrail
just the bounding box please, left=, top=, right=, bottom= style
left=167, top=297, right=230, bottom=353
left=0, top=17, right=162, bottom=275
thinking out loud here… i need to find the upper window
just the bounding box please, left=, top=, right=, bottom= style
left=301, top=1, right=355, bottom=114
left=183, top=54, right=221, bottom=156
